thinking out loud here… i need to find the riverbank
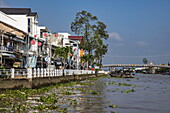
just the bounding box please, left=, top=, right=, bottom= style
left=0, top=69, right=107, bottom=89
left=0, top=76, right=106, bottom=112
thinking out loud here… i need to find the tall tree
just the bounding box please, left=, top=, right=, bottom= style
left=71, top=10, right=109, bottom=67
left=71, top=10, right=98, bottom=54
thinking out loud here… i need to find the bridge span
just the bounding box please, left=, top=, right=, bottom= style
left=103, top=64, right=170, bottom=68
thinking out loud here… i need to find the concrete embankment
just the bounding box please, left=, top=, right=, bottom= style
left=0, top=74, right=105, bottom=89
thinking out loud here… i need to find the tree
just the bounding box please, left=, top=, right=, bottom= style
left=94, top=43, right=108, bottom=67
left=71, top=10, right=109, bottom=67
left=143, top=58, right=148, bottom=64
left=54, top=46, right=73, bottom=68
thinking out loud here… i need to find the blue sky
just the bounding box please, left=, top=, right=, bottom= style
left=1, top=0, right=170, bottom=64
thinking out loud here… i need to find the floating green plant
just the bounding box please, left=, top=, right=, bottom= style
left=0, top=108, right=10, bottom=112
left=91, top=90, right=99, bottom=95
left=35, top=95, right=58, bottom=104
left=121, top=89, right=136, bottom=93
left=109, top=104, right=117, bottom=108
left=118, top=83, right=137, bottom=87
left=70, top=99, right=78, bottom=105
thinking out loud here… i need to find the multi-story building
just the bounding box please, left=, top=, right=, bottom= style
left=0, top=8, right=38, bottom=36
left=68, top=36, right=83, bottom=69
left=0, top=10, right=27, bottom=68
left=0, top=8, right=83, bottom=69
left=0, top=8, right=39, bottom=68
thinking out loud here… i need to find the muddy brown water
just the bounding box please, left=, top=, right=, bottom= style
left=57, top=74, right=170, bottom=113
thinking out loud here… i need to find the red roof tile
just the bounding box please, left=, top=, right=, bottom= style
left=68, top=36, right=83, bottom=40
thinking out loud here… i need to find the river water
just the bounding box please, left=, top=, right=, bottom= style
left=1, top=74, right=170, bottom=113
left=64, top=74, right=170, bottom=113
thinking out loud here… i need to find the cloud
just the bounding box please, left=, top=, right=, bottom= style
left=136, top=41, right=147, bottom=46
left=0, top=0, right=9, bottom=7
left=109, top=32, right=122, bottom=41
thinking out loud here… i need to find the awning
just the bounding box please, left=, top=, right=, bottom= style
left=13, top=38, right=26, bottom=43
left=16, top=35, right=24, bottom=40
left=1, top=53, right=15, bottom=58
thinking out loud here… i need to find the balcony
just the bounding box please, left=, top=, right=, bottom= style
left=0, top=45, right=14, bottom=53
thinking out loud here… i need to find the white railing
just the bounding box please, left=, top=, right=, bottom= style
left=0, top=68, right=95, bottom=79
left=0, top=69, right=11, bottom=78
left=64, top=69, right=95, bottom=75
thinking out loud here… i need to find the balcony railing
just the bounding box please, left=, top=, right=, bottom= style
left=0, top=45, right=14, bottom=52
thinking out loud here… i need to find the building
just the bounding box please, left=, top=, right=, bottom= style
left=0, top=8, right=39, bottom=68
left=0, top=8, right=83, bottom=69
left=0, top=8, right=38, bottom=36
left=0, top=10, right=27, bottom=68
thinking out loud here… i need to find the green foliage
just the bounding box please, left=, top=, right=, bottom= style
left=0, top=66, right=5, bottom=69
left=80, top=54, right=94, bottom=64
left=54, top=46, right=73, bottom=68
left=0, top=66, right=7, bottom=78
left=71, top=10, right=109, bottom=66
left=0, top=76, right=104, bottom=112
left=55, top=46, right=73, bottom=60
left=143, top=58, right=148, bottom=64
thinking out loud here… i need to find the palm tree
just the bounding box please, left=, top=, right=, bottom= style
left=54, top=46, right=73, bottom=69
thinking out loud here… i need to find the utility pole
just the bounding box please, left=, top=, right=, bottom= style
left=0, top=30, right=4, bottom=66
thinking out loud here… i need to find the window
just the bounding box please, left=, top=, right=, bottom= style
left=28, top=18, right=31, bottom=33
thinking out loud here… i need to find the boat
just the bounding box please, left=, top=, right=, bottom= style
left=109, top=70, right=135, bottom=78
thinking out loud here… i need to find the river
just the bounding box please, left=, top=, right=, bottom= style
left=1, top=74, right=170, bottom=113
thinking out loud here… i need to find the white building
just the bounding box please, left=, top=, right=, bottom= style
left=0, top=8, right=40, bottom=68
left=0, top=8, right=38, bottom=37
left=58, top=32, right=71, bottom=47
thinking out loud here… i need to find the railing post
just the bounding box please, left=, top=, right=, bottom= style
left=11, top=68, right=15, bottom=78
left=54, top=69, right=56, bottom=76
left=27, top=68, right=32, bottom=79
left=44, top=69, right=46, bottom=77
left=57, top=69, right=59, bottom=76
left=41, top=68, right=43, bottom=77
left=33, top=68, right=36, bottom=78
left=37, top=68, right=40, bottom=77
left=47, top=68, right=50, bottom=77
left=52, top=69, right=54, bottom=76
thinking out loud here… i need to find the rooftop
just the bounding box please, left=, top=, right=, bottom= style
left=0, top=8, right=38, bottom=17
left=68, top=36, right=83, bottom=40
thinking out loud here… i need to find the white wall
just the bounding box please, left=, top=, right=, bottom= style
left=0, top=11, right=38, bottom=37
left=8, top=15, right=28, bottom=33
left=27, top=16, right=38, bottom=38
left=0, top=11, right=25, bottom=33
left=58, top=33, right=71, bottom=47
left=58, top=32, right=70, bottom=39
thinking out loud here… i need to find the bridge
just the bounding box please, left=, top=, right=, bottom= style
left=103, top=64, right=170, bottom=74
left=103, top=64, right=170, bottom=68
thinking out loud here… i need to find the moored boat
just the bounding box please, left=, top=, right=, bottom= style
left=109, top=70, right=135, bottom=78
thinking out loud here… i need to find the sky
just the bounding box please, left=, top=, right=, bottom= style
left=0, top=0, right=170, bottom=65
